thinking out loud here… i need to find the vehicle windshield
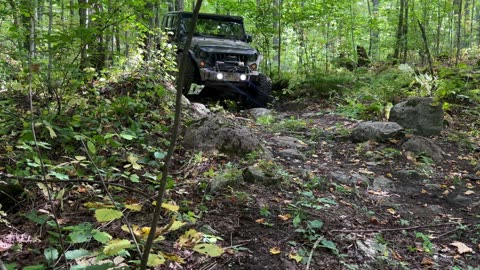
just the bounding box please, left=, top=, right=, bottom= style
left=181, top=17, right=245, bottom=40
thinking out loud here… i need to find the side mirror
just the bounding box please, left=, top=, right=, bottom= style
left=246, top=34, right=253, bottom=43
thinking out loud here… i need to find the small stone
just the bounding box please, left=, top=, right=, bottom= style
left=330, top=171, right=354, bottom=185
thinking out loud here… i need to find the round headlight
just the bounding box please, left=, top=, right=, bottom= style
left=240, top=74, right=247, bottom=81
left=199, top=50, right=208, bottom=58
left=216, top=73, right=224, bottom=80
left=247, top=53, right=257, bottom=62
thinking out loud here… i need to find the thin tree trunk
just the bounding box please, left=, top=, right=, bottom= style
left=402, top=0, right=409, bottom=63
left=417, top=19, right=434, bottom=76
left=394, top=0, right=406, bottom=63
left=79, top=0, right=88, bottom=69
left=456, top=0, right=463, bottom=65
left=139, top=0, right=204, bottom=269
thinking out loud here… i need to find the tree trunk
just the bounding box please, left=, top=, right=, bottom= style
left=79, top=0, right=88, bottom=69
left=402, top=0, right=409, bottom=63
left=455, top=0, right=463, bottom=65
left=394, top=0, right=406, bottom=63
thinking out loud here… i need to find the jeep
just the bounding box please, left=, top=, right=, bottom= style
left=162, top=11, right=272, bottom=107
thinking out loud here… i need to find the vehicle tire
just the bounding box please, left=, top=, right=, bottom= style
left=246, top=73, right=272, bottom=108
left=177, top=52, right=195, bottom=94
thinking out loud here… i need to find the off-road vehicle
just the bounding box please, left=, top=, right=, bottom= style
left=162, top=11, right=272, bottom=107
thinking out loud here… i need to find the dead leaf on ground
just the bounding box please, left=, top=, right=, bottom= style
left=464, top=190, right=475, bottom=195
left=450, top=241, right=473, bottom=254
left=269, top=247, right=281, bottom=255
left=421, top=257, right=434, bottom=266
left=278, top=214, right=291, bottom=221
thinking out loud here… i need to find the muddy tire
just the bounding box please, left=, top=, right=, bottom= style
left=244, top=73, right=272, bottom=108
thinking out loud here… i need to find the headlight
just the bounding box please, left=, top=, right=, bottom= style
left=247, top=53, right=257, bottom=62
left=198, top=50, right=208, bottom=58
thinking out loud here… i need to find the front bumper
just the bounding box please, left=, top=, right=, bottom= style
left=198, top=68, right=259, bottom=83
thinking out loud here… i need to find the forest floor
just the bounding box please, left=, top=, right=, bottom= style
left=2, top=96, right=480, bottom=270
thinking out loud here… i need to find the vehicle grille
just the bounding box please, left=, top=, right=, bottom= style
left=213, top=53, right=248, bottom=65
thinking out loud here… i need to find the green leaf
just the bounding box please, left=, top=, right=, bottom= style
left=147, top=253, right=166, bottom=267
left=193, top=243, right=224, bottom=257
left=68, top=230, right=92, bottom=243
left=103, top=239, right=131, bottom=256
left=23, top=265, right=46, bottom=270
left=25, top=211, right=49, bottom=225
left=44, top=247, right=59, bottom=263
left=87, top=141, right=96, bottom=154
left=154, top=151, right=167, bottom=159
left=309, top=220, right=324, bottom=229
left=129, top=173, right=140, bottom=183
left=93, top=230, right=112, bottom=244
left=320, top=239, right=339, bottom=255
left=45, top=125, right=57, bottom=139
left=94, top=209, right=123, bottom=222
left=49, top=171, right=69, bottom=180
left=65, top=249, right=90, bottom=260
left=119, top=133, right=135, bottom=140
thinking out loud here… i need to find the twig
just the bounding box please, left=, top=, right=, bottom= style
left=1, top=173, right=151, bottom=198
left=433, top=224, right=472, bottom=240
left=80, top=139, right=142, bottom=256
left=328, top=222, right=459, bottom=235
left=306, top=236, right=324, bottom=270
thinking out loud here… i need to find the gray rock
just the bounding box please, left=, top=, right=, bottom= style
left=330, top=171, right=354, bottom=185
left=183, top=115, right=266, bottom=157
left=190, top=102, right=210, bottom=119
left=351, top=121, right=404, bottom=142
left=209, top=174, right=243, bottom=193
left=389, top=97, right=443, bottom=136
left=402, top=136, right=446, bottom=162
left=351, top=172, right=370, bottom=184
left=243, top=166, right=281, bottom=186
left=278, top=148, right=306, bottom=161
left=449, top=194, right=473, bottom=207
left=247, top=108, right=272, bottom=119
left=269, top=136, right=307, bottom=149
left=372, top=175, right=395, bottom=191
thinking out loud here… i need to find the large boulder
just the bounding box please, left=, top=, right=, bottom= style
left=183, top=115, right=266, bottom=157
left=389, top=97, right=443, bottom=136
left=351, top=121, right=404, bottom=142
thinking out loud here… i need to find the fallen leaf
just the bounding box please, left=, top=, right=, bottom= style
left=387, top=208, right=396, bottom=215
left=421, top=257, right=434, bottom=266
left=464, top=190, right=475, bottom=195
left=278, top=214, right=291, bottom=221
left=288, top=252, right=303, bottom=262
left=392, top=250, right=403, bottom=260
left=450, top=241, right=473, bottom=254
left=161, top=202, right=179, bottom=212
left=269, top=247, right=281, bottom=255
left=466, top=183, right=474, bottom=189
left=255, top=218, right=265, bottom=224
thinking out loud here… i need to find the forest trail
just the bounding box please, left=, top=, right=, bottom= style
left=190, top=99, right=480, bottom=269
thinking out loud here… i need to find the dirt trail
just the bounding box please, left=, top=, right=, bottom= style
left=198, top=102, right=480, bottom=269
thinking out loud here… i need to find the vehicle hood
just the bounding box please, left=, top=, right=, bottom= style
left=190, top=37, right=257, bottom=55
